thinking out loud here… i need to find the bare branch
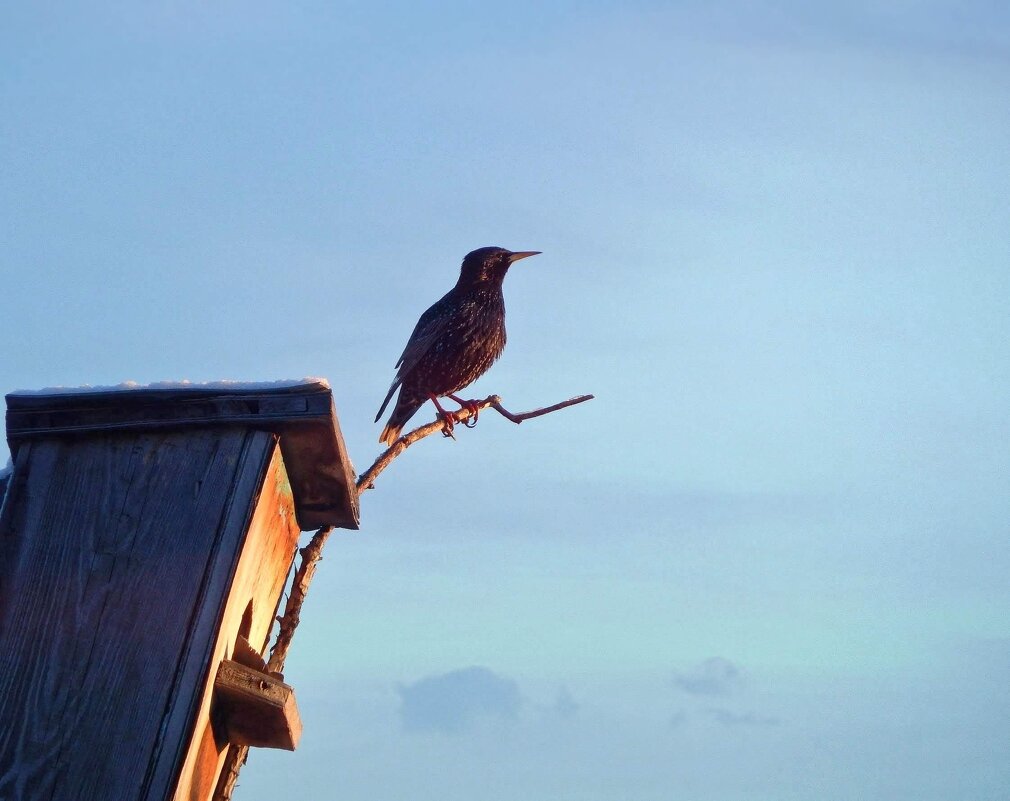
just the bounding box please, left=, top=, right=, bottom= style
left=356, top=393, right=594, bottom=493
left=490, top=394, right=595, bottom=424
left=267, top=527, right=333, bottom=672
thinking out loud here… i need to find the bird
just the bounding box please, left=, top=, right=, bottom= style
left=375, top=246, right=541, bottom=446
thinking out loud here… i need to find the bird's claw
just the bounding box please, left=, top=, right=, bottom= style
left=449, top=394, right=481, bottom=428
left=440, top=412, right=456, bottom=439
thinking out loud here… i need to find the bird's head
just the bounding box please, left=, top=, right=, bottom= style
left=457, top=246, right=540, bottom=287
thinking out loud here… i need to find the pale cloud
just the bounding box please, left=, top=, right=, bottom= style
left=674, top=657, right=742, bottom=696
left=397, top=666, right=521, bottom=734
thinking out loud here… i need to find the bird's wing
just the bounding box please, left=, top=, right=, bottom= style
left=374, top=292, right=455, bottom=423
left=392, top=291, right=454, bottom=378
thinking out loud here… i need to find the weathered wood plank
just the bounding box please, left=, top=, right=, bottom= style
left=5, top=382, right=359, bottom=530
left=173, top=442, right=301, bottom=800
left=143, top=429, right=277, bottom=801
left=5, top=388, right=322, bottom=435
left=212, top=660, right=301, bottom=750
left=0, top=429, right=271, bottom=801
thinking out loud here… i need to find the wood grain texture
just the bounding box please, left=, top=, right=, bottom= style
left=144, top=430, right=277, bottom=801
left=173, top=442, right=300, bottom=801
left=0, top=428, right=275, bottom=801
left=6, top=383, right=359, bottom=530
left=212, top=660, right=301, bottom=750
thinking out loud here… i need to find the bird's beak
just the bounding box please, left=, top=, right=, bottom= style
left=508, top=251, right=541, bottom=263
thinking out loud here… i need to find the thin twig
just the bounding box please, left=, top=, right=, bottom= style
left=490, top=394, right=594, bottom=424
left=267, top=527, right=334, bottom=673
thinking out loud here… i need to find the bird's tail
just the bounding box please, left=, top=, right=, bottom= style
left=378, top=421, right=403, bottom=447
left=374, top=379, right=400, bottom=423
left=378, top=389, right=425, bottom=445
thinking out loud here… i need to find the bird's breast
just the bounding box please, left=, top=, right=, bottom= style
left=412, top=289, right=507, bottom=395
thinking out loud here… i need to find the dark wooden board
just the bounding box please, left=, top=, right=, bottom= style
left=5, top=381, right=359, bottom=530
left=173, top=441, right=301, bottom=798
left=0, top=429, right=273, bottom=801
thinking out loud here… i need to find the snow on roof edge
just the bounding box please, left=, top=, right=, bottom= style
left=9, top=378, right=331, bottom=396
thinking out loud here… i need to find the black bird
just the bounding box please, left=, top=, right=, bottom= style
left=375, top=246, right=540, bottom=445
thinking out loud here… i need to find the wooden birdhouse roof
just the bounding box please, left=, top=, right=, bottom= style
left=5, top=379, right=359, bottom=530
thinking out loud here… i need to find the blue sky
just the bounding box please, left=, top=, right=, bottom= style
left=3, top=2, right=1009, bottom=799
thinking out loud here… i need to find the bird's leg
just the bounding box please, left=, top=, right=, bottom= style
left=448, top=393, right=481, bottom=428
left=429, top=395, right=456, bottom=439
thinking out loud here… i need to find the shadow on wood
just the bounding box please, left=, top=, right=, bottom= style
left=0, top=381, right=357, bottom=801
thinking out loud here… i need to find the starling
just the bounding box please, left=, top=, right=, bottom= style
left=375, top=246, right=541, bottom=445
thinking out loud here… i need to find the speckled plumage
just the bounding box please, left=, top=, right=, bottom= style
left=375, top=246, right=539, bottom=445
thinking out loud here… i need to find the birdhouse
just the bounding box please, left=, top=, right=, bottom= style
left=0, top=380, right=359, bottom=801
